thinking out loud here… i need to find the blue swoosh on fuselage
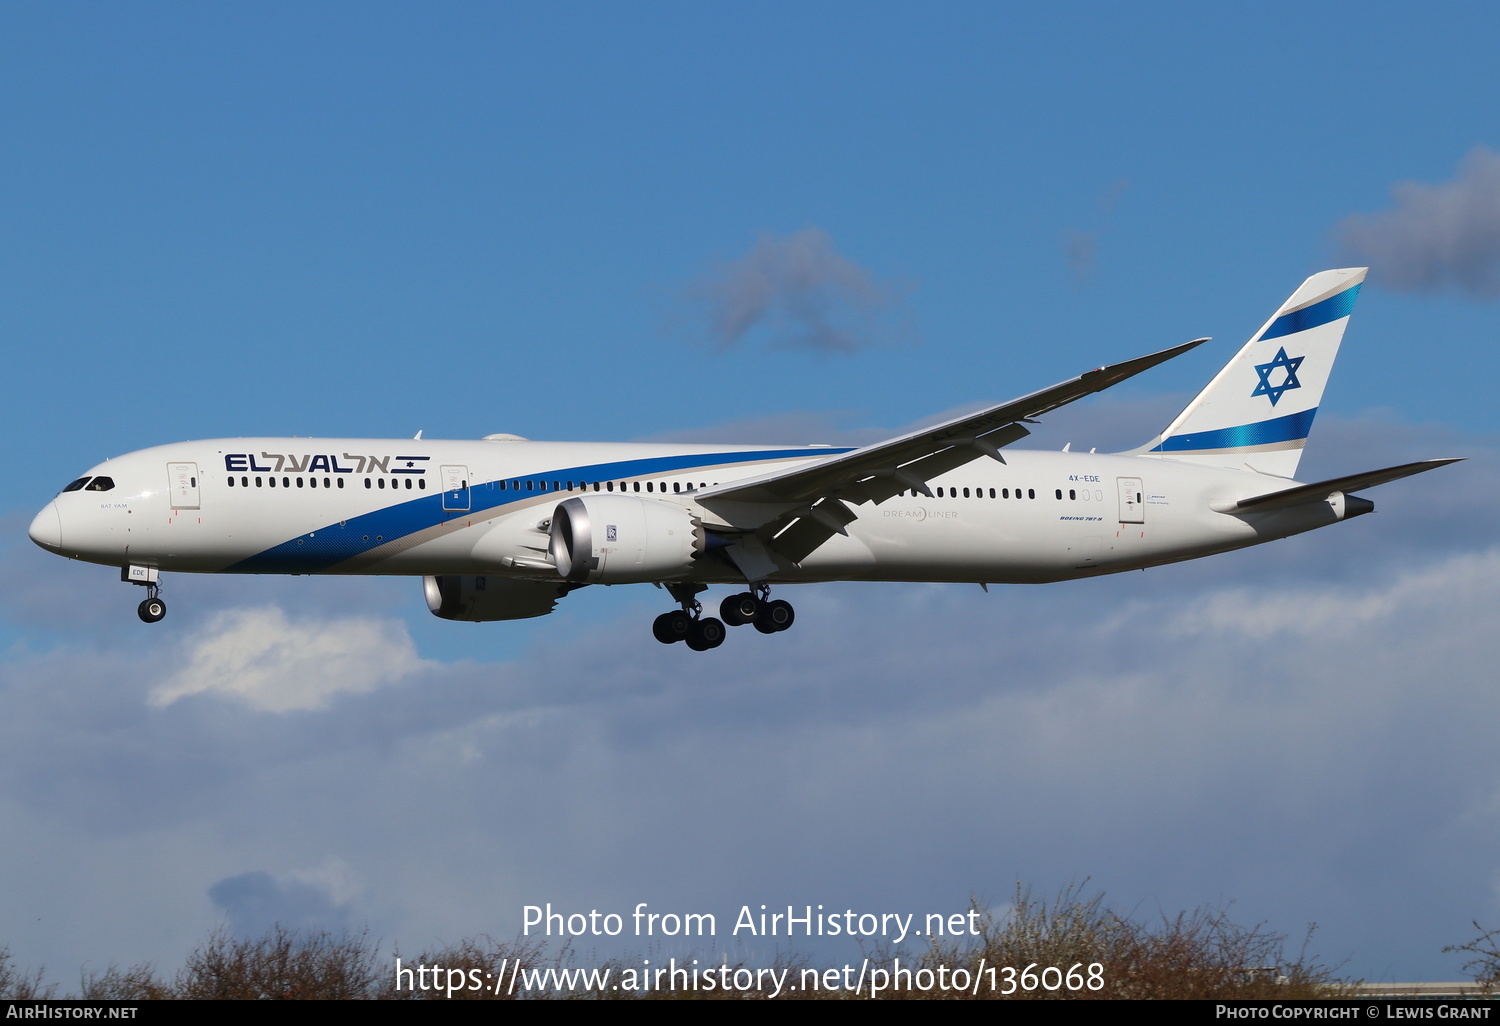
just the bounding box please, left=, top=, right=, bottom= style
left=226, top=447, right=849, bottom=573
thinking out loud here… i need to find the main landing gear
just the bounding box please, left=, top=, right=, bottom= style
left=652, top=583, right=725, bottom=651
left=719, top=585, right=794, bottom=635
left=652, top=583, right=794, bottom=650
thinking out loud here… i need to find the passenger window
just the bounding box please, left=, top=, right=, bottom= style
left=269, top=477, right=277, bottom=488
left=1069, top=489, right=1076, bottom=500
left=297, top=478, right=304, bottom=488
left=227, top=476, right=235, bottom=487
left=338, top=478, right=345, bottom=489
left=282, top=477, right=290, bottom=488
left=242, top=476, right=248, bottom=487
left=1055, top=489, right=1062, bottom=500
left=256, top=477, right=263, bottom=487
left=1028, top=489, right=1035, bottom=499
left=417, top=479, right=424, bottom=490
left=364, top=478, right=371, bottom=488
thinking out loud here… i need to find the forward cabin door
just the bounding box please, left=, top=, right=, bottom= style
left=442, top=465, right=471, bottom=512
left=168, top=462, right=201, bottom=510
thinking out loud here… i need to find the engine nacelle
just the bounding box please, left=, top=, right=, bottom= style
left=423, top=575, right=566, bottom=621
left=548, top=495, right=702, bottom=583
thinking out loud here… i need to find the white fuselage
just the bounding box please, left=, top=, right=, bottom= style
left=31, top=437, right=1347, bottom=587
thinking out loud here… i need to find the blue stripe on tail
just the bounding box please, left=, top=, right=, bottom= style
left=1151, top=408, right=1317, bottom=453
left=1260, top=283, right=1361, bottom=342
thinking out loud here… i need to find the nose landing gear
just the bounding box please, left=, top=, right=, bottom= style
left=123, top=565, right=166, bottom=623
left=138, top=590, right=167, bottom=624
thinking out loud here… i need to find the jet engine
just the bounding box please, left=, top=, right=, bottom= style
left=424, top=575, right=567, bottom=621
left=548, top=495, right=702, bottom=583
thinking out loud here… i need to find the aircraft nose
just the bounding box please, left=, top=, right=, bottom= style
left=29, top=501, right=62, bottom=554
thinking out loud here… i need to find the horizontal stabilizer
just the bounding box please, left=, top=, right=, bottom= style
left=1212, top=458, right=1463, bottom=515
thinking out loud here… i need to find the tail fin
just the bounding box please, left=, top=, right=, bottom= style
left=1135, top=268, right=1366, bottom=479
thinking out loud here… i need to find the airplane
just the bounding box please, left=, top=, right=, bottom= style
left=28, top=267, right=1458, bottom=651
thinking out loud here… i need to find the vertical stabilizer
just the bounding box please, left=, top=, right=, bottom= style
left=1134, top=268, right=1366, bottom=478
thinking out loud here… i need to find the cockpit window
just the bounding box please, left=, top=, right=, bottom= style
left=61, top=477, right=91, bottom=492
left=84, top=477, right=115, bottom=492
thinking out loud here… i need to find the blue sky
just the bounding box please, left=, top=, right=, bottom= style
left=2, top=2, right=1499, bottom=987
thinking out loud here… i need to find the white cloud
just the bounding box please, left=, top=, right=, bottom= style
left=208, top=859, right=364, bottom=937
left=1334, top=147, right=1500, bottom=299
left=150, top=606, right=428, bottom=712
left=1163, top=547, right=1500, bottom=642
left=681, top=228, right=911, bottom=353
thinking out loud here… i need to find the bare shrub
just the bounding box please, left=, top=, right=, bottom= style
left=78, top=963, right=173, bottom=1001
left=915, top=882, right=1348, bottom=1000
left=0, top=945, right=55, bottom=1000
left=384, top=935, right=546, bottom=1000
left=1443, top=921, right=1500, bottom=995
left=176, top=925, right=382, bottom=1000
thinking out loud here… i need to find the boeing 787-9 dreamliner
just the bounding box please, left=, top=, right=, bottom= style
left=29, top=268, right=1458, bottom=650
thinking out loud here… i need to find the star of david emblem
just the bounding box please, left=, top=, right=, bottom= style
left=1251, top=346, right=1304, bottom=406
left=405, top=461, right=415, bottom=468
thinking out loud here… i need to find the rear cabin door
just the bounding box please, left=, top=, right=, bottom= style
left=168, top=462, right=201, bottom=509
left=1117, top=476, right=1144, bottom=524
left=442, top=464, right=471, bottom=512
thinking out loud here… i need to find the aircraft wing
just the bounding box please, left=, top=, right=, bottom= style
left=698, top=338, right=1208, bottom=562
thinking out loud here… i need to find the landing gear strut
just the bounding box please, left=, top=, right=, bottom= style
left=652, top=583, right=725, bottom=650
